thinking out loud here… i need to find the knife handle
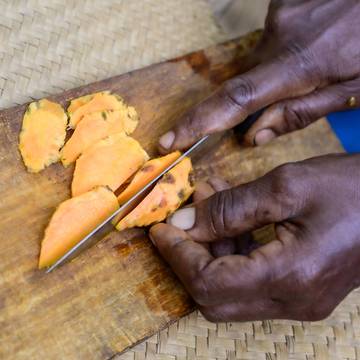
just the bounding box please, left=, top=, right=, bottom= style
left=233, top=108, right=265, bottom=139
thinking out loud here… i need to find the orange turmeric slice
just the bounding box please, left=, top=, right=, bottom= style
left=72, top=133, right=149, bottom=196
left=19, top=99, right=67, bottom=173
left=115, top=157, right=194, bottom=231
left=39, top=186, right=119, bottom=269
left=61, top=109, right=139, bottom=166
left=117, top=151, right=181, bottom=205
left=67, top=92, right=103, bottom=114
left=68, top=92, right=129, bottom=128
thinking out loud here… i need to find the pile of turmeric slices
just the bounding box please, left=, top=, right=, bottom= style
left=18, top=92, right=195, bottom=269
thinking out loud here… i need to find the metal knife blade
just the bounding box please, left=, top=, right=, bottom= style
left=46, top=135, right=210, bottom=273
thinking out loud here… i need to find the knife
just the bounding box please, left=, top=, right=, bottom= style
left=46, top=111, right=263, bottom=273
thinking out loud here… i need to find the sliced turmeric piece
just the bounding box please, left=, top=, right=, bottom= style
left=68, top=92, right=129, bottom=128
left=117, top=151, right=181, bottom=205
left=67, top=92, right=104, bottom=114
left=19, top=99, right=67, bottom=173
left=72, top=133, right=149, bottom=196
left=115, top=157, right=194, bottom=231
left=61, top=109, right=139, bottom=166
left=38, top=186, right=119, bottom=269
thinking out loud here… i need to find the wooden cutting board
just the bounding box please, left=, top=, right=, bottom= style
left=0, top=30, right=343, bottom=359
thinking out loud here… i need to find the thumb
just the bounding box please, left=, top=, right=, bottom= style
left=244, top=78, right=360, bottom=146
left=168, top=164, right=300, bottom=242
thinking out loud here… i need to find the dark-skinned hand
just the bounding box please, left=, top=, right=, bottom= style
left=158, top=0, right=360, bottom=150
left=150, top=0, right=360, bottom=322
left=150, top=154, right=360, bottom=322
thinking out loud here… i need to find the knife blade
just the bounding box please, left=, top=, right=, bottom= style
left=46, top=135, right=210, bottom=273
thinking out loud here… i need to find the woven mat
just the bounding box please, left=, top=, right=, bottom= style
left=117, top=299, right=360, bottom=360
left=0, top=0, right=223, bottom=108
left=2, top=1, right=360, bottom=359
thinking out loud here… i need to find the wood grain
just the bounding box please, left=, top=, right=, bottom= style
left=0, top=31, right=343, bottom=359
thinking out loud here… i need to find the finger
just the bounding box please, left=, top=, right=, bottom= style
left=165, top=182, right=213, bottom=252
left=192, top=179, right=247, bottom=257
left=149, top=223, right=214, bottom=297
left=208, top=178, right=251, bottom=257
left=199, top=298, right=283, bottom=322
left=158, top=58, right=318, bottom=152
left=243, top=78, right=360, bottom=146
left=193, top=179, right=241, bottom=257
left=150, top=223, right=283, bottom=306
left=168, top=163, right=300, bottom=242
left=201, top=238, right=289, bottom=306
left=172, top=177, right=231, bottom=228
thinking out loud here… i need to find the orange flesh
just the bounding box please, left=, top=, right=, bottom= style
left=61, top=109, right=139, bottom=166
left=72, top=133, right=149, bottom=196
left=19, top=99, right=67, bottom=173
left=117, top=151, right=181, bottom=205
left=38, top=187, right=119, bottom=269
left=115, top=157, right=194, bottom=230
left=67, top=92, right=104, bottom=114
left=68, top=92, right=127, bottom=128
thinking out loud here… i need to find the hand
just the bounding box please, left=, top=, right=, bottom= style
left=158, top=0, right=360, bottom=151
left=150, top=154, right=360, bottom=321
left=186, top=178, right=260, bottom=258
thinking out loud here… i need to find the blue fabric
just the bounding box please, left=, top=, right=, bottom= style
left=328, top=110, right=360, bottom=153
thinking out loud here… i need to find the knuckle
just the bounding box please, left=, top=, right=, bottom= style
left=283, top=100, right=315, bottom=130
left=268, top=163, right=300, bottom=216
left=208, top=189, right=237, bottom=238
left=284, top=44, right=322, bottom=84
left=222, top=77, right=256, bottom=113
left=253, top=199, right=276, bottom=226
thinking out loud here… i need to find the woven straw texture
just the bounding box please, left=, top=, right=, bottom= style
left=117, top=294, right=360, bottom=360
left=0, top=0, right=223, bottom=108
left=2, top=1, right=360, bottom=359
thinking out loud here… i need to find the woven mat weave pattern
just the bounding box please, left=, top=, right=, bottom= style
left=2, top=1, right=360, bottom=359
left=118, top=290, right=360, bottom=360
left=0, top=0, right=223, bottom=109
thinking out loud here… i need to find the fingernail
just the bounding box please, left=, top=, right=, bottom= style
left=168, top=207, right=196, bottom=230
left=148, top=231, right=157, bottom=247
left=159, top=131, right=175, bottom=149
left=254, top=129, right=276, bottom=146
